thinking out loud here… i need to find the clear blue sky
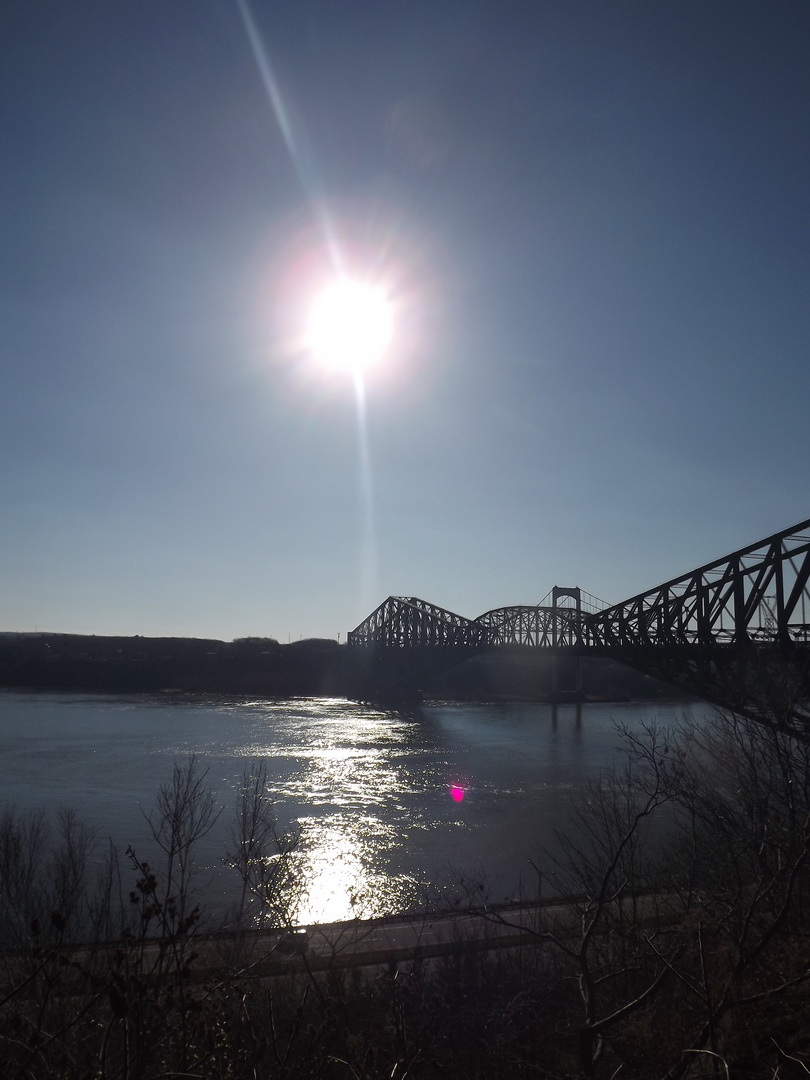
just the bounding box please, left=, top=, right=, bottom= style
left=2, top=1, right=809, bottom=642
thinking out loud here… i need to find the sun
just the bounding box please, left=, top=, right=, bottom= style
left=306, top=278, right=394, bottom=375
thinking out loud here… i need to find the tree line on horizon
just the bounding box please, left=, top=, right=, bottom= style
left=0, top=631, right=679, bottom=701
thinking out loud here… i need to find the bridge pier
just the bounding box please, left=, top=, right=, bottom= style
left=550, top=652, right=585, bottom=702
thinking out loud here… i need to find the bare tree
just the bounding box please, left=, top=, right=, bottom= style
left=655, top=708, right=810, bottom=1077
left=224, top=760, right=300, bottom=928
left=484, top=722, right=683, bottom=1077
left=140, top=753, right=220, bottom=926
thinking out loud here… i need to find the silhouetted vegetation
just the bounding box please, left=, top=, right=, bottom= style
left=4, top=688, right=810, bottom=1076
left=0, top=633, right=345, bottom=697
left=0, top=632, right=682, bottom=701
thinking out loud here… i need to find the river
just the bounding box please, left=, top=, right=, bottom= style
left=0, top=690, right=703, bottom=925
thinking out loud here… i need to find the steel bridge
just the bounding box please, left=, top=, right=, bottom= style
left=347, top=517, right=810, bottom=729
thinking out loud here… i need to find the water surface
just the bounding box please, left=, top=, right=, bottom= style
left=0, top=691, right=700, bottom=923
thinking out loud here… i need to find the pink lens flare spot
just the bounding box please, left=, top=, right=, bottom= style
left=449, top=785, right=465, bottom=802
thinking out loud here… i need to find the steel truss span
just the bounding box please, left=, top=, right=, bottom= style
left=347, top=593, right=596, bottom=650
left=346, top=518, right=810, bottom=723
left=347, top=596, right=491, bottom=649
left=583, top=517, right=810, bottom=649
left=474, top=606, right=581, bottom=647
left=348, top=518, right=810, bottom=653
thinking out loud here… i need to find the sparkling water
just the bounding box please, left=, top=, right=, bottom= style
left=0, top=690, right=701, bottom=924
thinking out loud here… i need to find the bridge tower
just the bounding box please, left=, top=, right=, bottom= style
left=551, top=586, right=584, bottom=698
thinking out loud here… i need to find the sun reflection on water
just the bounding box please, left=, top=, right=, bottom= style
left=244, top=701, right=431, bottom=923
left=292, top=815, right=406, bottom=924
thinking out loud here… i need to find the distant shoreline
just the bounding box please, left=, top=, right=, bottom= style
left=0, top=631, right=689, bottom=702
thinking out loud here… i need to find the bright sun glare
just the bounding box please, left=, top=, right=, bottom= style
left=307, top=279, right=394, bottom=375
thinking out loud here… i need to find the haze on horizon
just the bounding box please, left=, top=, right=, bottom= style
left=2, top=2, right=809, bottom=644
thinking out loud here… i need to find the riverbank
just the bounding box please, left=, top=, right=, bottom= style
left=0, top=632, right=687, bottom=701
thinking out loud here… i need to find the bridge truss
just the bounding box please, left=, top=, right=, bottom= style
left=474, top=605, right=581, bottom=647
left=347, top=596, right=491, bottom=649
left=347, top=517, right=810, bottom=726
left=583, top=518, right=810, bottom=648
left=347, top=589, right=608, bottom=651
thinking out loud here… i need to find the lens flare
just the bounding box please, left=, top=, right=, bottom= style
left=449, top=784, right=465, bottom=802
